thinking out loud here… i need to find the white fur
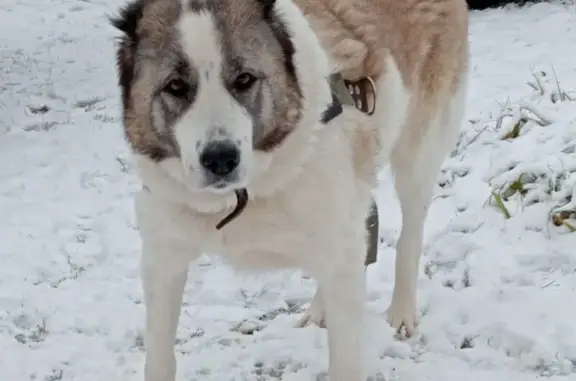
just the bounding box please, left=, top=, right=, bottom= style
left=385, top=75, right=468, bottom=336
left=373, top=58, right=411, bottom=166
left=135, top=1, right=466, bottom=381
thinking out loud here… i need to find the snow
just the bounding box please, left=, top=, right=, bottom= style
left=1, top=1, right=575, bottom=380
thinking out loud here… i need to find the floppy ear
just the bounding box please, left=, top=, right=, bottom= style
left=109, top=0, right=145, bottom=108
left=255, top=0, right=277, bottom=19
left=110, top=0, right=144, bottom=41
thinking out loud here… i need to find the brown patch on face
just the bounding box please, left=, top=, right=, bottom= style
left=188, top=0, right=303, bottom=152
left=111, top=0, right=198, bottom=161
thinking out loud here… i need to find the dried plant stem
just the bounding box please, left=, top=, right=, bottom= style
left=491, top=191, right=511, bottom=219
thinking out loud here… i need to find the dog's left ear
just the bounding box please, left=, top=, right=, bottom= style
left=110, top=0, right=145, bottom=108
left=255, top=0, right=277, bottom=19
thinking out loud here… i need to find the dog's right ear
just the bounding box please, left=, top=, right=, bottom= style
left=255, top=0, right=277, bottom=19
left=110, top=1, right=145, bottom=108
left=110, top=0, right=144, bottom=42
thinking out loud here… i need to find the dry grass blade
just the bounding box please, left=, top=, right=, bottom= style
left=491, top=191, right=511, bottom=219
left=561, top=220, right=576, bottom=232
left=499, top=101, right=554, bottom=140
left=551, top=66, right=566, bottom=102
left=551, top=211, right=576, bottom=233
left=518, top=101, right=555, bottom=125
left=528, top=71, right=546, bottom=96
left=501, top=117, right=527, bottom=140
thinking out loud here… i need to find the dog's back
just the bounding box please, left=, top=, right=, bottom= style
left=293, top=0, right=468, bottom=145
left=293, top=0, right=469, bottom=91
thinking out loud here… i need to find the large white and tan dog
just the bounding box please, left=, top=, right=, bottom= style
left=111, top=0, right=468, bottom=380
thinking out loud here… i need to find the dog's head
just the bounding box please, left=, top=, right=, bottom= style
left=112, top=0, right=330, bottom=195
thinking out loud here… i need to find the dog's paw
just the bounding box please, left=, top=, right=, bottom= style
left=295, top=300, right=326, bottom=328
left=295, top=312, right=326, bottom=328
left=386, top=300, right=419, bottom=339
left=295, top=288, right=326, bottom=328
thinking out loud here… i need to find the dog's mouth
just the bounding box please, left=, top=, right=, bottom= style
left=204, top=178, right=241, bottom=193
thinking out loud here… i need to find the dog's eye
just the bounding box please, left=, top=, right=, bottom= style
left=233, top=72, right=258, bottom=92
left=163, top=78, right=189, bottom=98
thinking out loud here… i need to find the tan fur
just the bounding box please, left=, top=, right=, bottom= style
left=293, top=0, right=469, bottom=90
left=119, top=0, right=186, bottom=160
left=289, top=0, right=469, bottom=194
left=294, top=0, right=469, bottom=153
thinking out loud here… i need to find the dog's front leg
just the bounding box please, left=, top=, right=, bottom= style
left=320, top=256, right=366, bottom=381
left=141, top=242, right=191, bottom=381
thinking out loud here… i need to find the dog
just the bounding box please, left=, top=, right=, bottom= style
left=111, top=0, right=469, bottom=380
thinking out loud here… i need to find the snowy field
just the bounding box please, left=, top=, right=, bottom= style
left=1, top=1, right=576, bottom=380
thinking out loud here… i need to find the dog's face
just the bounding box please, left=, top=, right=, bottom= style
left=112, top=0, right=302, bottom=194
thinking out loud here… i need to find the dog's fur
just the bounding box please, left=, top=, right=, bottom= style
left=111, top=0, right=469, bottom=379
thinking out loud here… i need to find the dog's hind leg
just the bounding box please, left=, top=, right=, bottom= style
left=386, top=86, right=466, bottom=338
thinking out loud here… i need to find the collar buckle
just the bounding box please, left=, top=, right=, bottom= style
left=328, top=73, right=377, bottom=116
left=343, top=76, right=377, bottom=115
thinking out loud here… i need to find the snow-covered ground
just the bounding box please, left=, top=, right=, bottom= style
left=1, top=1, right=576, bottom=380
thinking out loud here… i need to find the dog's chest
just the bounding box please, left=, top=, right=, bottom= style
left=192, top=195, right=338, bottom=270
left=213, top=206, right=309, bottom=268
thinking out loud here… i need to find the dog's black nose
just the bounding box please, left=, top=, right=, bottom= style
left=200, top=141, right=240, bottom=177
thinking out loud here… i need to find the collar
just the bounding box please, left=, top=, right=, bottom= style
left=215, top=189, right=249, bottom=230
left=320, top=92, right=344, bottom=124
left=320, top=72, right=353, bottom=125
